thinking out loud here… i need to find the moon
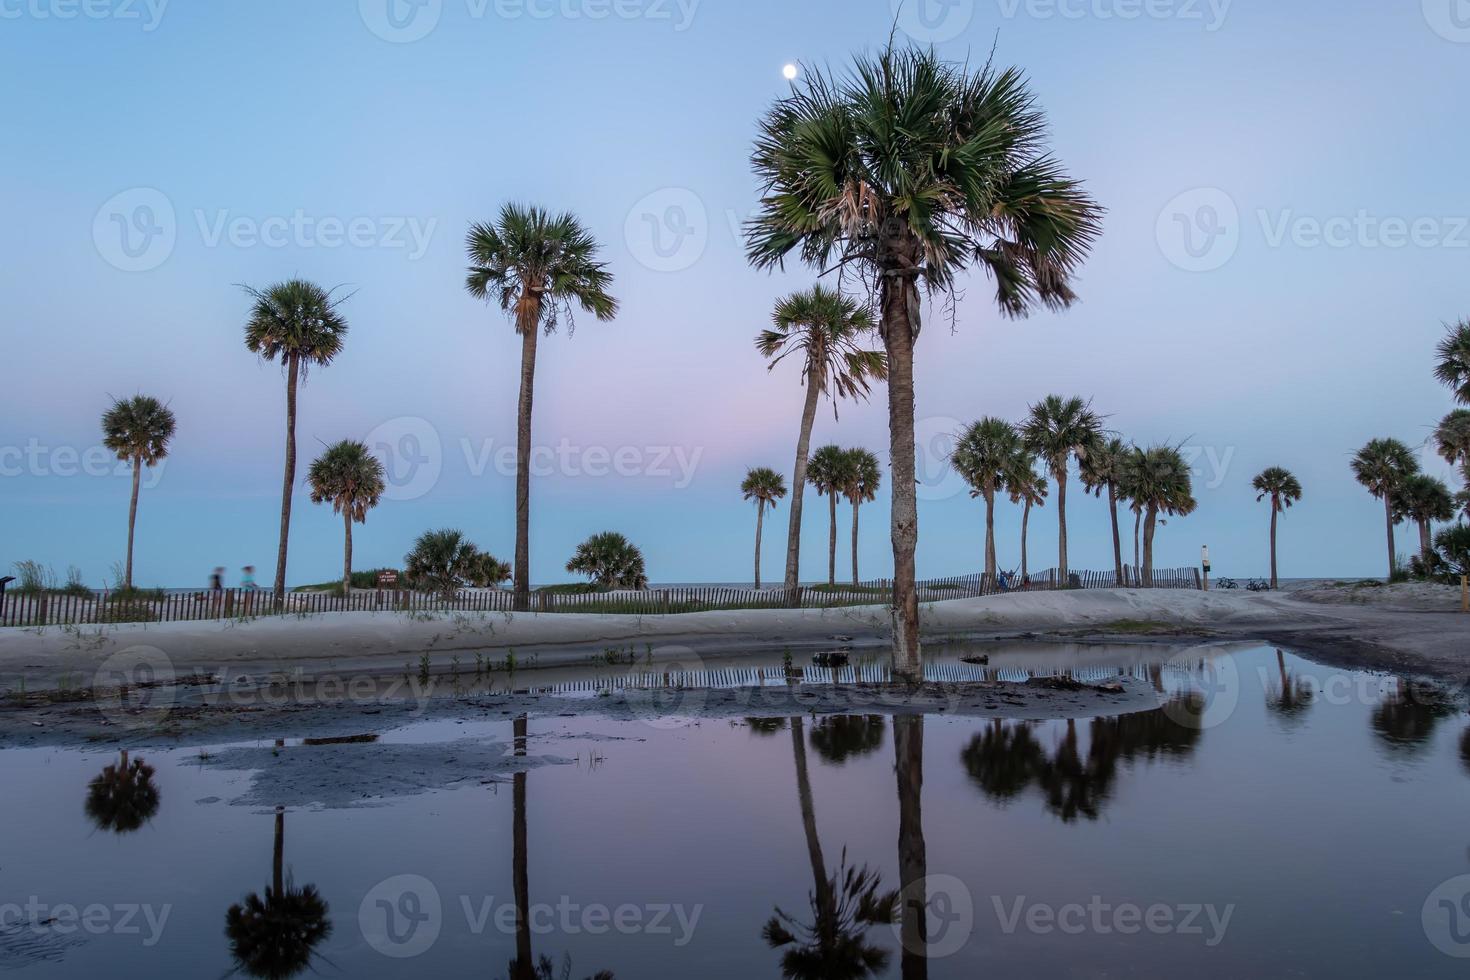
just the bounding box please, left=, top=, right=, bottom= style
left=782, top=63, right=798, bottom=80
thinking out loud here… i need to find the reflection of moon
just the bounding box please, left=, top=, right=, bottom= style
left=782, top=63, right=798, bottom=80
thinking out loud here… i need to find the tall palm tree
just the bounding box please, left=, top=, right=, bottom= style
left=1251, top=467, right=1303, bottom=590
left=1022, top=395, right=1103, bottom=581
left=307, top=440, right=387, bottom=598
left=952, top=418, right=1023, bottom=582
left=1009, top=458, right=1049, bottom=583
left=746, top=42, right=1102, bottom=678
left=1434, top=409, right=1470, bottom=467
left=1351, top=438, right=1420, bottom=579
left=742, top=467, right=788, bottom=589
left=1434, top=318, right=1470, bottom=404
left=243, top=279, right=351, bottom=605
left=465, top=205, right=618, bottom=611
left=100, top=395, right=176, bottom=590
left=807, top=445, right=855, bottom=587
left=1079, top=436, right=1128, bottom=583
left=758, top=287, right=885, bottom=595
left=1396, top=473, right=1455, bottom=563
left=842, top=449, right=881, bottom=585
left=1128, top=445, right=1197, bottom=586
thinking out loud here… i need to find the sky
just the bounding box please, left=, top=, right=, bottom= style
left=0, top=0, right=1466, bottom=589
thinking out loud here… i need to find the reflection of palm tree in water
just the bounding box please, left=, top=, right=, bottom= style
left=224, top=805, right=332, bottom=979
left=762, top=715, right=898, bottom=978
left=84, top=750, right=161, bottom=833
left=809, top=715, right=885, bottom=766
left=505, top=715, right=615, bottom=980
left=1265, top=649, right=1314, bottom=719
left=893, top=714, right=928, bottom=980
left=1371, top=677, right=1453, bottom=754
left=961, top=703, right=1203, bottom=823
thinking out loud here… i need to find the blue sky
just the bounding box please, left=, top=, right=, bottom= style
left=1, top=0, right=1465, bottom=588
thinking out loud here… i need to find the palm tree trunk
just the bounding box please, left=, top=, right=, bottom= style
left=784, top=378, right=822, bottom=597
left=1056, top=464, right=1069, bottom=580
left=983, top=486, right=997, bottom=581
left=851, top=500, right=861, bottom=586
left=1269, top=499, right=1279, bottom=590
left=1133, top=508, right=1142, bottom=571
left=1419, top=519, right=1432, bottom=562
left=754, top=502, right=765, bottom=590
left=1143, top=503, right=1159, bottom=587
left=513, top=312, right=541, bottom=612
left=894, top=714, right=927, bottom=980
left=512, top=715, right=533, bottom=979
left=790, top=718, right=833, bottom=916
left=273, top=355, right=300, bottom=606
left=1384, top=496, right=1396, bottom=580
left=124, top=456, right=141, bottom=590
left=272, top=805, right=285, bottom=897
left=1107, top=480, right=1122, bottom=582
left=827, top=492, right=838, bottom=587
left=881, top=272, right=922, bottom=681
left=342, top=510, right=353, bottom=599
left=1021, top=499, right=1032, bottom=582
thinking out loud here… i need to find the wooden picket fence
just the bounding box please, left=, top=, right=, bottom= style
left=0, top=565, right=1201, bottom=628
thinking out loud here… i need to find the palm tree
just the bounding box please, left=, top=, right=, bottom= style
left=841, top=449, right=881, bottom=585
left=1351, top=438, right=1420, bottom=579
left=1008, top=458, right=1049, bottom=583
left=1079, top=436, right=1128, bottom=583
left=1128, top=445, right=1197, bottom=586
left=566, top=532, right=648, bottom=590
left=758, top=287, right=885, bottom=595
left=100, top=395, right=176, bottom=590
left=405, top=528, right=493, bottom=599
left=84, top=750, right=160, bottom=833
left=1251, top=467, right=1303, bottom=590
left=807, top=445, right=855, bottom=587
left=307, top=440, right=387, bottom=598
left=465, top=205, right=618, bottom=610
left=1434, top=318, right=1470, bottom=404
left=746, top=42, right=1102, bottom=678
left=742, top=468, right=788, bottom=589
left=243, top=279, right=351, bottom=605
left=225, top=806, right=332, bottom=980
left=1434, top=409, right=1470, bottom=467
left=952, top=418, right=1023, bottom=582
left=1022, top=395, right=1103, bottom=581
left=1396, top=473, right=1455, bottom=563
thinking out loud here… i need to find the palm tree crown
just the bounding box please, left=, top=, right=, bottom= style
left=1434, top=409, right=1470, bottom=467
left=1252, top=467, right=1303, bottom=512
left=465, top=203, right=618, bottom=334
left=1351, top=438, right=1419, bottom=499
left=952, top=418, right=1023, bottom=499
left=1434, top=319, right=1470, bottom=404
left=101, top=395, right=176, bottom=466
left=841, top=449, right=881, bottom=507
left=743, top=467, right=789, bottom=509
left=566, top=532, right=648, bottom=590
left=1396, top=474, right=1455, bottom=526
left=1130, top=446, right=1198, bottom=519
left=242, top=279, right=350, bottom=372
left=758, top=286, right=886, bottom=405
left=1023, top=395, right=1103, bottom=477
left=307, top=441, right=386, bottom=524
left=807, top=445, right=853, bottom=499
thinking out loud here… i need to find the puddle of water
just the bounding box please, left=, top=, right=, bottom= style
left=2, top=644, right=1469, bottom=977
